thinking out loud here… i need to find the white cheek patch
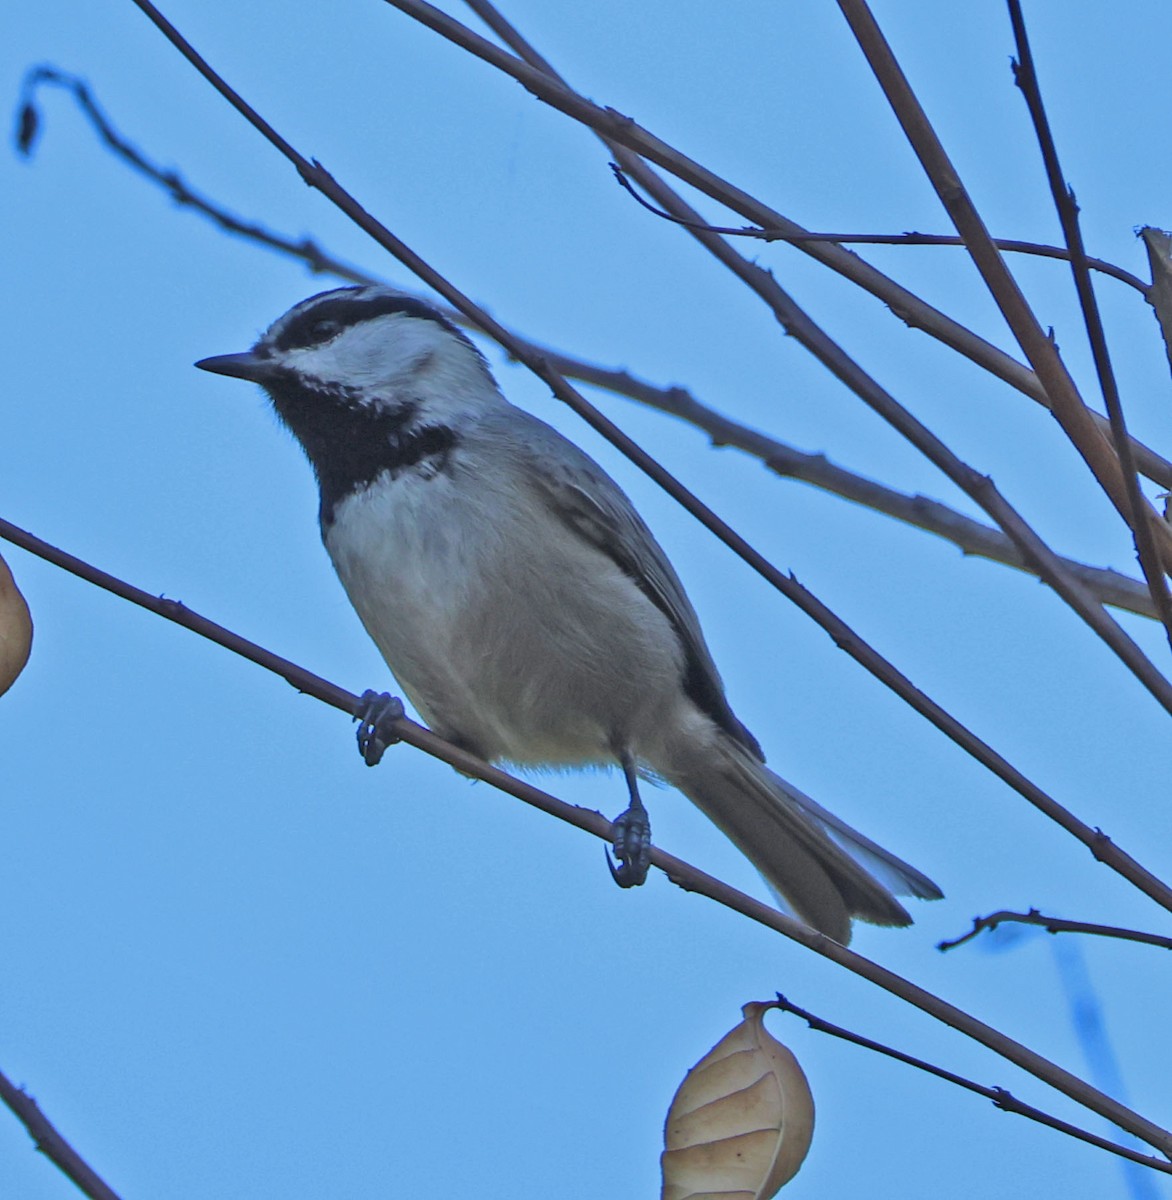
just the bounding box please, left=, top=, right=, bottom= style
left=266, top=306, right=504, bottom=438
left=289, top=316, right=445, bottom=393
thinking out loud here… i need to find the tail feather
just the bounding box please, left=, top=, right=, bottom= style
left=770, top=772, right=943, bottom=902
left=664, top=735, right=940, bottom=943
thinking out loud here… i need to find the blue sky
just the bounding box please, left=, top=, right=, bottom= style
left=4, top=2, right=1172, bottom=1197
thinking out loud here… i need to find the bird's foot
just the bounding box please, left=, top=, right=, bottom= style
left=606, top=802, right=652, bottom=888
left=354, top=690, right=405, bottom=766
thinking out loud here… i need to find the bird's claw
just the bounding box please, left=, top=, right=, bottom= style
left=354, top=690, right=405, bottom=766
left=606, top=803, right=652, bottom=888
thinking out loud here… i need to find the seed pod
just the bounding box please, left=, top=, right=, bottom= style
left=661, top=1001, right=814, bottom=1200
left=0, top=552, right=33, bottom=697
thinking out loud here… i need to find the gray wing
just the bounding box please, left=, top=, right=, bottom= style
left=508, top=413, right=764, bottom=761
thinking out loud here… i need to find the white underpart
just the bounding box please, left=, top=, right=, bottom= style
left=324, top=431, right=694, bottom=765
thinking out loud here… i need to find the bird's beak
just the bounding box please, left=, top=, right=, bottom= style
left=194, top=352, right=278, bottom=383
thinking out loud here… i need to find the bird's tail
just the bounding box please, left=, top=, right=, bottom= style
left=662, top=733, right=941, bottom=944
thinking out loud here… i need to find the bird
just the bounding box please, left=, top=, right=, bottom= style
left=196, top=285, right=940, bottom=943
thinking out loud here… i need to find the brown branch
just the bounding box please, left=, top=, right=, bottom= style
left=384, top=0, right=1172, bottom=491
left=750, top=447, right=1157, bottom=618
left=608, top=165, right=1149, bottom=292
left=938, top=908, right=1172, bottom=953
left=836, top=0, right=1172, bottom=569
left=452, top=1, right=1172, bottom=721
left=771, top=996, right=1172, bottom=1175
left=123, top=0, right=1172, bottom=912
left=13, top=65, right=1160, bottom=621
left=0, top=1067, right=123, bottom=1200
left=15, top=65, right=376, bottom=287
left=1006, top=1, right=1172, bottom=646
left=16, top=63, right=1142, bottom=307
left=2, top=514, right=1171, bottom=1157
left=580, top=367, right=1159, bottom=617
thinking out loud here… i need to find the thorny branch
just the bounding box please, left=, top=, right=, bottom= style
left=0, top=1068, right=122, bottom=1200
left=2, top=511, right=1171, bottom=1157
left=1006, top=0, right=1172, bottom=646
left=13, top=65, right=1161, bottom=621
left=770, top=996, right=1172, bottom=1175
left=938, top=909, right=1172, bottom=954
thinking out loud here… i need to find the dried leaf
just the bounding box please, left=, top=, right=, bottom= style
left=661, top=1002, right=814, bottom=1200
left=1140, top=227, right=1172, bottom=378
left=0, top=552, right=33, bottom=697
left=16, top=102, right=40, bottom=157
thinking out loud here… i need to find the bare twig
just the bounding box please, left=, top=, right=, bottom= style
left=3, top=512, right=1171, bottom=1155
left=677, top=428, right=1159, bottom=617
left=608, top=165, right=1148, bottom=292
left=600, top=372, right=1159, bottom=617
left=0, top=1067, right=123, bottom=1200
left=15, top=65, right=375, bottom=286
left=938, top=909, right=1172, bottom=953
left=771, top=996, right=1172, bottom=1175
left=13, top=65, right=1161, bottom=621
left=453, top=0, right=1172, bottom=719
left=836, top=0, right=1172, bottom=567
left=121, top=0, right=1172, bottom=909
left=383, top=0, right=1172, bottom=490
left=1006, top=0, right=1172, bottom=646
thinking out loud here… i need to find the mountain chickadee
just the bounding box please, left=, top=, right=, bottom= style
left=197, top=286, right=940, bottom=943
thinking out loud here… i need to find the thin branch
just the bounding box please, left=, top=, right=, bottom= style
left=122, top=0, right=1172, bottom=911
left=451, top=1, right=1172, bottom=722
left=609, top=165, right=1148, bottom=292
left=836, top=0, right=1172, bottom=568
left=0, top=1067, right=123, bottom=1200
left=938, top=909, right=1172, bottom=953
left=15, top=65, right=376, bottom=287
left=1006, top=1, right=1172, bottom=647
left=3, top=513, right=1172, bottom=1156
left=13, top=66, right=1161, bottom=621
left=592, top=370, right=1160, bottom=617
left=770, top=996, right=1172, bottom=1175
left=381, top=0, right=1172, bottom=491
left=564, top=367, right=1158, bottom=625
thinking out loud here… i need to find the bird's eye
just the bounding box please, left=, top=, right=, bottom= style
left=310, top=318, right=340, bottom=342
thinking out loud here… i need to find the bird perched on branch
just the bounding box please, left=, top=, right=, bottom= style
left=197, top=286, right=940, bottom=943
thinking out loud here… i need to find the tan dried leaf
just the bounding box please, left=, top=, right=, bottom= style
left=1140, top=227, right=1172, bottom=377
left=0, top=552, right=33, bottom=697
left=661, top=1001, right=814, bottom=1200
